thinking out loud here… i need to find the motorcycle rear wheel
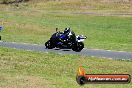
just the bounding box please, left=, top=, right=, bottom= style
left=45, top=40, right=55, bottom=49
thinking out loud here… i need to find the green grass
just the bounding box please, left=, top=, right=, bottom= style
left=0, top=6, right=132, bottom=51
left=0, top=1, right=132, bottom=88
left=0, top=1, right=132, bottom=52
left=0, top=47, right=132, bottom=88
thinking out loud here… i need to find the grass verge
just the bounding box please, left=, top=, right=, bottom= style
left=0, top=47, right=132, bottom=88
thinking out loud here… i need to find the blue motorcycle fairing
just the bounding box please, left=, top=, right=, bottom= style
left=60, top=34, right=68, bottom=40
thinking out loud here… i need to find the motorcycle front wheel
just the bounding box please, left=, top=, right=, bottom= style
left=72, top=42, right=84, bottom=52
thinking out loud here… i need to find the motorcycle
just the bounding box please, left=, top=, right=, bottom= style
left=45, top=28, right=87, bottom=52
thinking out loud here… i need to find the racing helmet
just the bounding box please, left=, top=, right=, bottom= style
left=64, top=28, right=71, bottom=34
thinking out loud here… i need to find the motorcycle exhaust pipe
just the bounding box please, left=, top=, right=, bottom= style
left=83, top=36, right=87, bottom=39
left=78, top=36, right=87, bottom=40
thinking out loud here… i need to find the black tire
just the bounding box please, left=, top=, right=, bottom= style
left=45, top=40, right=55, bottom=49
left=72, top=42, right=84, bottom=52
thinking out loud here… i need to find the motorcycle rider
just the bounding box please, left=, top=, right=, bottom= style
left=63, top=28, right=76, bottom=43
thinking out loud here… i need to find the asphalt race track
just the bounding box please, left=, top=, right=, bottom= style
left=0, top=41, right=132, bottom=60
